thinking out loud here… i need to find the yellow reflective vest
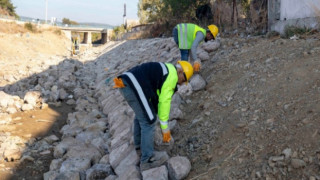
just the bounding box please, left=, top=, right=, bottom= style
left=176, top=23, right=206, bottom=50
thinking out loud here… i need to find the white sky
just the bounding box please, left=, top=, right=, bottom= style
left=11, top=0, right=139, bottom=26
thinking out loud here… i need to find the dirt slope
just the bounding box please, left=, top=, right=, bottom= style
left=172, top=34, right=320, bottom=179
left=0, top=21, right=70, bottom=86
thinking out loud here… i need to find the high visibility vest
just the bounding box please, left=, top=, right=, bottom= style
left=177, top=23, right=206, bottom=50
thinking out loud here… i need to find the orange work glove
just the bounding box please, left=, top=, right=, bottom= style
left=193, top=61, right=201, bottom=72
left=113, top=77, right=125, bottom=88
left=162, top=129, right=171, bottom=143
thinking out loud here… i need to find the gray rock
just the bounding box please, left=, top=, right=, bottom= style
left=282, top=148, right=292, bottom=159
left=117, top=165, right=141, bottom=180
left=177, top=83, right=193, bottom=96
left=291, top=159, right=306, bottom=169
left=49, top=158, right=63, bottom=171
left=60, top=125, right=83, bottom=138
left=105, top=175, right=117, bottom=180
left=169, top=107, right=183, bottom=120
left=19, top=155, right=35, bottom=163
left=55, top=171, right=80, bottom=180
left=190, top=74, right=206, bottom=91
left=44, top=134, right=59, bottom=144
left=109, top=142, right=133, bottom=169
left=43, top=171, right=59, bottom=180
left=75, top=130, right=104, bottom=144
left=65, top=145, right=102, bottom=164
left=91, top=137, right=108, bottom=154
left=60, top=158, right=91, bottom=172
left=99, top=154, right=109, bottom=164
left=167, top=156, right=191, bottom=180
left=85, top=121, right=107, bottom=132
left=66, top=99, right=76, bottom=105
left=59, top=88, right=68, bottom=100
left=142, top=165, right=168, bottom=180
left=53, top=137, right=81, bottom=158
left=115, top=150, right=139, bottom=175
left=85, top=164, right=114, bottom=180
left=198, top=51, right=210, bottom=61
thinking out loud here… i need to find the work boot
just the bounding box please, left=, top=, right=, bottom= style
left=140, top=151, right=169, bottom=171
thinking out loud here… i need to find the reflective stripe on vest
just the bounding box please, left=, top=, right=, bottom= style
left=178, top=23, right=189, bottom=49
left=159, top=62, right=168, bottom=76
left=159, top=120, right=168, bottom=128
left=123, top=62, right=168, bottom=121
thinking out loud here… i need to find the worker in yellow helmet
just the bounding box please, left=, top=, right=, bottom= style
left=173, top=23, right=219, bottom=72
left=113, top=61, right=193, bottom=171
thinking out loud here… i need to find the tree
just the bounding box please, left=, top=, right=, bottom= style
left=0, top=0, right=18, bottom=18
left=138, top=0, right=163, bottom=23
left=62, top=18, right=79, bottom=25
left=138, top=0, right=210, bottom=25
left=231, top=0, right=238, bottom=28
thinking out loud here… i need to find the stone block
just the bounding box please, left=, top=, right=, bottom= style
left=85, top=164, right=114, bottom=180
left=167, top=156, right=191, bottom=180
left=190, top=74, right=206, bottom=91
left=115, top=150, right=139, bottom=175
left=60, top=158, right=91, bottom=172
left=142, top=165, right=168, bottom=180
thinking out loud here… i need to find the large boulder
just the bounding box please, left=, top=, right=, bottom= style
left=167, top=156, right=191, bottom=180
left=142, top=165, right=168, bottom=180
left=189, top=74, right=206, bottom=91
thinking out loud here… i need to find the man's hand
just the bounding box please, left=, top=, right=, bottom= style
left=193, top=61, right=201, bottom=72
left=162, top=129, right=171, bottom=143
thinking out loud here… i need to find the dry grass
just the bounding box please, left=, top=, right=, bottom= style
left=0, top=21, right=27, bottom=34
left=0, top=21, right=71, bottom=63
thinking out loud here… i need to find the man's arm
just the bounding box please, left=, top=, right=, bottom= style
left=190, top=31, right=205, bottom=61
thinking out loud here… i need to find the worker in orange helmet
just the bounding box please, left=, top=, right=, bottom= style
left=173, top=23, right=219, bottom=72
left=113, top=61, right=193, bottom=171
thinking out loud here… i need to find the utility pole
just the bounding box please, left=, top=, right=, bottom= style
left=123, top=3, right=127, bottom=29
left=45, top=0, right=48, bottom=23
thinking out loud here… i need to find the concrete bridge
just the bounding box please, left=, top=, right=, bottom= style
left=61, top=27, right=112, bottom=46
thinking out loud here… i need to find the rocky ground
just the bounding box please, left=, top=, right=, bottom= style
left=1, top=20, right=320, bottom=179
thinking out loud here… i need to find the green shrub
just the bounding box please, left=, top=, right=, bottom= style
left=284, top=26, right=312, bottom=38
left=24, top=22, right=35, bottom=32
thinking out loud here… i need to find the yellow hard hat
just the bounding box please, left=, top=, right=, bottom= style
left=177, top=61, right=193, bottom=81
left=208, top=24, right=219, bottom=38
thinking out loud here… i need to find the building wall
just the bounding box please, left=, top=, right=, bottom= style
left=280, top=0, right=320, bottom=20
left=269, top=0, right=320, bottom=34
left=268, top=0, right=281, bottom=29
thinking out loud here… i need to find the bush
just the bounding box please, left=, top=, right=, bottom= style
left=284, top=26, right=312, bottom=38
left=24, top=22, right=36, bottom=32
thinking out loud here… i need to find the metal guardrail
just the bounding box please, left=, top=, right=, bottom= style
left=0, top=15, right=112, bottom=29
